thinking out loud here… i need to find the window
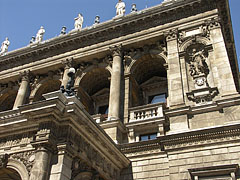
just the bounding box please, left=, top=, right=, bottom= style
left=149, top=94, right=166, bottom=104
left=98, top=105, right=108, bottom=115
left=189, top=164, right=238, bottom=180
left=140, top=133, right=157, bottom=141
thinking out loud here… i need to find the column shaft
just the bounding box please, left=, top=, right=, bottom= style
left=30, top=147, right=52, bottom=180
left=13, top=72, right=30, bottom=109
left=108, top=45, right=123, bottom=120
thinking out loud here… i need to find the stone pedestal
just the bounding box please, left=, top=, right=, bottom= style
left=108, top=45, right=123, bottom=120
left=13, top=71, right=30, bottom=109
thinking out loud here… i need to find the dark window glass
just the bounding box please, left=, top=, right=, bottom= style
left=149, top=94, right=166, bottom=104
left=140, top=133, right=157, bottom=141
left=98, top=105, right=109, bottom=114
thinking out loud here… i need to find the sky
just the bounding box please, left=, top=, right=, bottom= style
left=0, top=0, right=240, bottom=66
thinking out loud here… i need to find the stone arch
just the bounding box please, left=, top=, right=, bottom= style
left=126, top=50, right=167, bottom=75
left=179, top=36, right=211, bottom=52
left=76, top=67, right=111, bottom=115
left=129, top=53, right=168, bottom=107
left=30, top=78, right=61, bottom=102
left=2, top=158, right=29, bottom=180
left=0, top=89, right=17, bottom=111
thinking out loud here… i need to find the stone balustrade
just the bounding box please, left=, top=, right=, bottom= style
left=129, top=103, right=165, bottom=122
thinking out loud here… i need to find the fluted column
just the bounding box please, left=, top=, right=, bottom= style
left=108, top=45, right=123, bottom=120
left=30, top=146, right=52, bottom=180
left=61, top=58, right=74, bottom=89
left=13, top=70, right=30, bottom=109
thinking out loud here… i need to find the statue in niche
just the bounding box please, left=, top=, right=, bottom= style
left=0, top=37, right=10, bottom=55
left=189, top=48, right=209, bottom=77
left=35, top=26, right=45, bottom=43
left=116, top=0, right=126, bottom=16
left=74, top=13, right=84, bottom=30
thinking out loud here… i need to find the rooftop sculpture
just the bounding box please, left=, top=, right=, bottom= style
left=35, top=26, right=45, bottom=43
left=0, top=37, right=10, bottom=56
left=74, top=14, right=84, bottom=30
left=116, top=0, right=126, bottom=16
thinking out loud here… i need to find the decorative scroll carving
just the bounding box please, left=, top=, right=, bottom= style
left=0, top=154, right=9, bottom=168
left=10, top=151, right=35, bottom=175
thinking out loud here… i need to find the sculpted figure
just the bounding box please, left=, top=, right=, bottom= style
left=35, top=26, right=45, bottom=43
left=74, top=14, right=84, bottom=30
left=116, top=0, right=126, bottom=16
left=190, top=49, right=209, bottom=76
left=0, top=37, right=10, bottom=55
left=131, top=4, right=137, bottom=12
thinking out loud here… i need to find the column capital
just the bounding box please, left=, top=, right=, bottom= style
left=205, top=17, right=221, bottom=30
left=165, top=29, right=178, bottom=42
left=20, top=70, right=32, bottom=82
left=109, top=44, right=123, bottom=57
left=62, top=57, right=75, bottom=69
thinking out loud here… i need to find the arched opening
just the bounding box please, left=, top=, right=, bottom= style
left=0, top=167, right=22, bottom=180
left=0, top=90, right=17, bottom=112
left=130, top=54, right=168, bottom=107
left=78, top=68, right=111, bottom=117
left=32, top=80, right=61, bottom=102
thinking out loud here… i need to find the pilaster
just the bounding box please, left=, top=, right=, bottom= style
left=165, top=29, right=185, bottom=108
left=207, top=18, right=238, bottom=97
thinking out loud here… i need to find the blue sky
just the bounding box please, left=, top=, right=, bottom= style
left=0, top=0, right=239, bottom=66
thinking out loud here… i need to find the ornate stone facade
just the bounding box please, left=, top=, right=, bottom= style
left=0, top=0, right=239, bottom=179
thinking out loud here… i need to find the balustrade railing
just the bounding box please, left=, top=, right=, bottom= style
left=129, top=103, right=165, bottom=122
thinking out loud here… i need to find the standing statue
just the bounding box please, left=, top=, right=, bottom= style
left=0, top=37, right=10, bottom=55
left=74, top=14, right=84, bottom=30
left=35, top=26, right=45, bottom=43
left=189, top=49, right=209, bottom=76
left=116, top=0, right=126, bottom=16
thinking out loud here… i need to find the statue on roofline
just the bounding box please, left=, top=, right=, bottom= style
left=74, top=13, right=84, bottom=30
left=116, top=0, right=126, bottom=16
left=0, top=37, right=10, bottom=56
left=35, top=26, right=45, bottom=43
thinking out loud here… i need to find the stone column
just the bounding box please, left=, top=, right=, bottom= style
left=108, top=45, right=123, bottom=120
left=208, top=18, right=238, bottom=96
left=61, top=58, right=74, bottom=89
left=165, top=29, right=185, bottom=107
left=29, top=146, right=52, bottom=180
left=13, top=70, right=30, bottom=109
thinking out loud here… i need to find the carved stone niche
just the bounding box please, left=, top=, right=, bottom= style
left=185, top=43, right=218, bottom=105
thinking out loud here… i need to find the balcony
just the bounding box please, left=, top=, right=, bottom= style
left=129, top=102, right=165, bottom=123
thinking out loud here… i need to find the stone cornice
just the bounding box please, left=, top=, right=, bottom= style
left=0, top=0, right=214, bottom=71
left=160, top=123, right=240, bottom=151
